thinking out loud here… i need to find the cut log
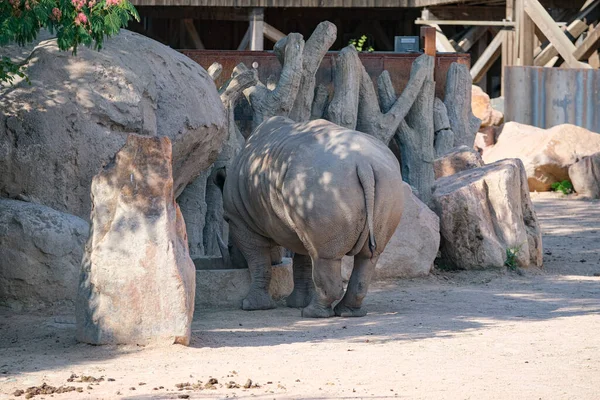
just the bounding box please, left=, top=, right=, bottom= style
left=207, top=62, right=223, bottom=81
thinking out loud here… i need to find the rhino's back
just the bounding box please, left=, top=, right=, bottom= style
left=230, top=117, right=403, bottom=258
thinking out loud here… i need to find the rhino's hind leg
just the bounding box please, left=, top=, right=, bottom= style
left=334, top=255, right=378, bottom=317
left=301, top=258, right=344, bottom=318
left=286, top=254, right=314, bottom=308
left=230, top=221, right=277, bottom=311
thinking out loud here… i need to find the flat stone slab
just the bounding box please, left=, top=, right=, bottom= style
left=195, top=258, right=293, bottom=309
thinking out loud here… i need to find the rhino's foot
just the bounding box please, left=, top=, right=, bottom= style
left=242, top=291, right=276, bottom=311
left=286, top=288, right=312, bottom=308
left=334, top=304, right=367, bottom=318
left=301, top=303, right=334, bottom=318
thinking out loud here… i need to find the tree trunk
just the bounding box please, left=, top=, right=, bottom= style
left=444, top=63, right=481, bottom=148
left=289, top=21, right=337, bottom=122
left=325, top=46, right=362, bottom=129
left=357, top=54, right=434, bottom=145
left=244, top=33, right=305, bottom=129
left=377, top=56, right=436, bottom=205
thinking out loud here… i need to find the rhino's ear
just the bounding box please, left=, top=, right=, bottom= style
left=213, top=166, right=227, bottom=192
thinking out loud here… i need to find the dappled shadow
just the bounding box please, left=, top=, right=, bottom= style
left=189, top=272, right=600, bottom=349
left=531, top=194, right=600, bottom=276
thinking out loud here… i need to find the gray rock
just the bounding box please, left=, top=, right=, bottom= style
left=195, top=259, right=293, bottom=309
left=0, top=29, right=227, bottom=220
left=433, top=158, right=543, bottom=270
left=434, top=145, right=484, bottom=179
left=0, top=199, right=89, bottom=310
left=342, top=184, right=440, bottom=280
left=76, top=135, right=195, bottom=346
left=569, top=153, right=600, bottom=198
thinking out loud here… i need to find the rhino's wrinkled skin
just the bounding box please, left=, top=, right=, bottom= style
left=218, top=117, right=404, bottom=318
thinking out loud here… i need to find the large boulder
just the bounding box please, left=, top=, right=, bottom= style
left=471, top=85, right=504, bottom=128
left=76, top=135, right=195, bottom=346
left=343, top=184, right=440, bottom=280
left=434, top=145, right=484, bottom=179
left=0, top=30, right=227, bottom=219
left=433, top=159, right=543, bottom=270
left=0, top=199, right=89, bottom=310
left=568, top=153, right=600, bottom=198
left=483, top=122, right=600, bottom=192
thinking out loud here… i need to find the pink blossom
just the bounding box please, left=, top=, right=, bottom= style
left=74, top=12, right=88, bottom=25
left=51, top=7, right=62, bottom=20
left=106, top=0, right=122, bottom=6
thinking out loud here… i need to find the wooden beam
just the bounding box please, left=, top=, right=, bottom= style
left=263, top=22, right=285, bottom=43
left=534, top=19, right=588, bottom=65
left=428, top=6, right=506, bottom=21
left=471, top=30, right=505, bottom=83
left=457, top=26, right=488, bottom=52
left=574, top=23, right=600, bottom=60
left=524, top=0, right=590, bottom=68
left=249, top=7, right=264, bottom=51
left=238, top=26, right=251, bottom=50
left=421, top=9, right=457, bottom=52
left=476, top=31, right=489, bottom=89
left=183, top=19, right=205, bottom=50
left=420, top=26, right=437, bottom=56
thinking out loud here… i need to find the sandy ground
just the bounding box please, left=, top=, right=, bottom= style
left=1, top=193, right=599, bottom=400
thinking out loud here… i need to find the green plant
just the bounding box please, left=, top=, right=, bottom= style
left=348, top=35, right=374, bottom=52
left=504, top=243, right=525, bottom=271
left=0, top=0, right=139, bottom=84
left=550, top=180, right=573, bottom=195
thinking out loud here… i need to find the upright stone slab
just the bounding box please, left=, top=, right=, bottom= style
left=433, top=159, right=543, bottom=270
left=76, top=135, right=195, bottom=346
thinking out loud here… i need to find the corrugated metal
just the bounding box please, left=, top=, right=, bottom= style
left=505, top=66, right=600, bottom=134
left=180, top=50, right=470, bottom=99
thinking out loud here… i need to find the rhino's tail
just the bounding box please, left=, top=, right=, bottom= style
left=357, top=164, right=377, bottom=258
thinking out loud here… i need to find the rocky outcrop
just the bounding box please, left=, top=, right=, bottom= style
left=471, top=85, right=504, bottom=128
left=433, top=159, right=543, bottom=270
left=0, top=199, right=89, bottom=310
left=76, top=135, right=195, bottom=346
left=483, top=122, right=600, bottom=192
left=342, top=184, right=440, bottom=280
left=0, top=29, right=227, bottom=219
left=434, top=145, right=484, bottom=179
left=569, top=153, right=600, bottom=198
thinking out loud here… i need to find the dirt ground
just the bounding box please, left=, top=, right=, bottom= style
left=1, top=193, right=599, bottom=400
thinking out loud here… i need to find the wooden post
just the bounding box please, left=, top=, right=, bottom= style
left=502, top=0, right=515, bottom=96
left=249, top=7, right=264, bottom=51
left=420, top=26, right=437, bottom=56
left=476, top=31, right=489, bottom=89
left=517, top=0, right=535, bottom=66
